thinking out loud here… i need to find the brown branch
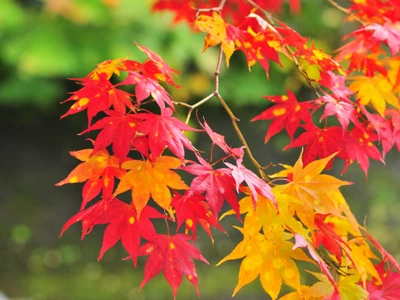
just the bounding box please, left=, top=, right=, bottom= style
left=326, top=0, right=366, bottom=25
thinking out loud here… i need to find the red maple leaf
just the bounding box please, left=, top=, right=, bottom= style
left=182, top=154, right=239, bottom=217
left=135, top=108, right=197, bottom=161
left=138, top=233, right=209, bottom=299
left=55, top=149, right=125, bottom=209
left=342, top=126, right=383, bottom=175
left=313, top=214, right=351, bottom=265
left=252, top=89, right=314, bottom=142
left=80, top=111, right=141, bottom=161
left=284, top=125, right=347, bottom=170
left=319, top=71, right=353, bottom=101
left=60, top=198, right=116, bottom=239
left=235, top=29, right=281, bottom=76
left=225, top=157, right=277, bottom=209
left=60, top=198, right=166, bottom=266
left=387, top=109, right=400, bottom=152
left=319, top=95, right=357, bottom=129
left=97, top=200, right=166, bottom=265
left=366, top=261, right=400, bottom=300
left=61, top=73, right=134, bottom=125
left=171, top=191, right=225, bottom=241
left=136, top=43, right=180, bottom=87
left=121, top=72, right=174, bottom=110
left=360, top=23, right=400, bottom=56
left=362, top=107, right=394, bottom=158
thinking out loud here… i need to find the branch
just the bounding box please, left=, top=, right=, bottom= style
left=326, top=0, right=366, bottom=25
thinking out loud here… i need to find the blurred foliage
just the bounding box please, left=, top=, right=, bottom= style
left=1, top=0, right=399, bottom=299
left=0, top=0, right=346, bottom=108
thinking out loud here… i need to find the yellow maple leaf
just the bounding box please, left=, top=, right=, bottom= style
left=217, top=192, right=311, bottom=299
left=114, top=156, right=188, bottom=216
left=283, top=153, right=351, bottom=228
left=349, top=75, right=399, bottom=116
left=90, top=57, right=128, bottom=80
left=195, top=12, right=235, bottom=66
left=56, top=149, right=114, bottom=185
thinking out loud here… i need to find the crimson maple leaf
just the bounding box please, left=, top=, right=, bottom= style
left=284, top=125, right=346, bottom=170
left=61, top=73, right=134, bottom=125
left=138, top=233, right=209, bottom=299
left=60, top=198, right=115, bottom=239
left=134, top=108, right=197, bottom=161
left=235, top=29, right=281, bottom=76
left=313, top=214, right=351, bottom=265
left=97, top=199, right=166, bottom=265
left=80, top=111, right=141, bottom=161
left=182, top=154, right=239, bottom=217
left=171, top=191, right=225, bottom=241
left=252, top=89, right=314, bottom=142
left=136, top=43, right=180, bottom=87
left=363, top=107, right=394, bottom=158
left=342, top=126, right=383, bottom=175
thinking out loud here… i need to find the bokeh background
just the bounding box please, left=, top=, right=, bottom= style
left=1, top=0, right=399, bottom=299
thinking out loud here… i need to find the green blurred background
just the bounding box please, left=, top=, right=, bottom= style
left=1, top=0, right=399, bottom=299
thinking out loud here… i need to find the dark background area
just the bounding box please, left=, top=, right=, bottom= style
left=1, top=0, right=399, bottom=299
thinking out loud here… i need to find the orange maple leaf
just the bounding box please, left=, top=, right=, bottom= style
left=114, top=156, right=188, bottom=216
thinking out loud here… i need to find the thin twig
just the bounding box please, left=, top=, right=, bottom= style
left=327, top=0, right=350, bottom=14
left=194, top=0, right=227, bottom=16
left=326, top=0, right=366, bottom=25
left=245, top=0, right=275, bottom=24
left=216, top=92, right=270, bottom=182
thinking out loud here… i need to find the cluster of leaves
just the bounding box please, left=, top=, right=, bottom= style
left=57, top=0, right=400, bottom=299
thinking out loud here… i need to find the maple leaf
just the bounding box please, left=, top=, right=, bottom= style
left=134, top=108, right=197, bottom=161
left=138, top=233, right=209, bottom=299
left=182, top=154, right=239, bottom=217
left=114, top=156, right=188, bottom=216
left=136, top=43, right=180, bottom=87
left=60, top=198, right=118, bottom=239
left=283, top=152, right=351, bottom=227
left=319, top=95, right=357, bottom=129
left=61, top=74, right=134, bottom=125
left=349, top=75, right=399, bottom=116
left=252, top=89, right=314, bottom=143
left=225, top=156, right=277, bottom=210
left=342, top=126, right=383, bottom=176
left=284, top=125, right=347, bottom=170
left=97, top=199, right=166, bottom=265
left=366, top=261, right=400, bottom=300
left=313, top=213, right=351, bottom=265
left=319, top=71, right=353, bottom=101
left=55, top=149, right=125, bottom=209
left=201, top=119, right=231, bottom=155
left=360, top=23, right=400, bottom=56
left=89, top=57, right=141, bottom=80
left=121, top=72, right=174, bottom=110
left=195, top=12, right=235, bottom=66
left=364, top=231, right=400, bottom=271
left=217, top=224, right=310, bottom=299
left=293, top=233, right=338, bottom=290
left=80, top=111, right=141, bottom=161
left=362, top=107, right=394, bottom=158
left=235, top=27, right=282, bottom=76
left=171, top=191, right=224, bottom=241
